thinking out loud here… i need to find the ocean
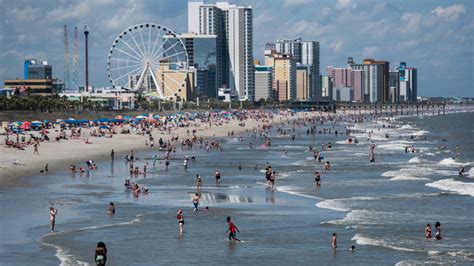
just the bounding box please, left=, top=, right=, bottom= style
left=0, top=111, right=473, bottom=265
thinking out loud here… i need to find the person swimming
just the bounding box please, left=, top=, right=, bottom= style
left=108, top=202, right=115, bottom=215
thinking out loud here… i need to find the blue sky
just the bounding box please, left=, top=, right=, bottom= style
left=1, top=0, right=472, bottom=96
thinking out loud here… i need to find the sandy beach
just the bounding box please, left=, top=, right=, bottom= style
left=0, top=111, right=308, bottom=187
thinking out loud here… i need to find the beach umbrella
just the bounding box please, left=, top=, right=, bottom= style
left=136, top=115, right=147, bottom=120
left=97, top=118, right=109, bottom=123
left=115, top=115, right=123, bottom=119
left=99, top=125, right=110, bottom=129
left=153, top=114, right=161, bottom=119
left=31, top=120, right=42, bottom=124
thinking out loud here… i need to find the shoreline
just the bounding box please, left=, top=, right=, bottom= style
left=0, top=111, right=309, bottom=187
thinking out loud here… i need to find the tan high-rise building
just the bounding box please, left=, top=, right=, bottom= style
left=156, top=65, right=195, bottom=101
left=296, top=65, right=310, bottom=100
left=274, top=55, right=296, bottom=101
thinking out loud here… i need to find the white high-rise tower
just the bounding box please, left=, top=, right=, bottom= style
left=188, top=1, right=254, bottom=101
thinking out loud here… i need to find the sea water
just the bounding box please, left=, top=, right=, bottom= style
left=0, top=112, right=473, bottom=265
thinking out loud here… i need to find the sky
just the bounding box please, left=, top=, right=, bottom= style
left=0, top=0, right=472, bottom=97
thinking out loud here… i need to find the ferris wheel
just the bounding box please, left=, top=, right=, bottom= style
left=107, top=23, right=188, bottom=100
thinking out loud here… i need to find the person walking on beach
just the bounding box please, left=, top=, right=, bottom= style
left=192, top=193, right=200, bottom=211
left=111, top=149, right=114, bottom=161
left=226, top=216, right=241, bottom=242
left=435, top=222, right=442, bottom=240
left=177, top=209, right=184, bottom=234
left=425, top=223, right=432, bottom=239
left=33, top=142, right=39, bottom=155
left=95, top=242, right=107, bottom=266
left=50, top=207, right=57, bottom=232
left=332, top=233, right=337, bottom=251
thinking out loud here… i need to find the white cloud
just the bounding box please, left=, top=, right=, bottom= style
left=103, top=1, right=150, bottom=31
left=330, top=40, right=343, bottom=52
left=7, top=7, right=41, bottom=22
left=254, top=13, right=276, bottom=26
left=283, top=0, right=312, bottom=7
left=431, top=4, right=465, bottom=21
left=336, top=0, right=352, bottom=10
left=47, top=0, right=114, bottom=21
left=401, top=12, right=421, bottom=33
left=362, top=46, right=378, bottom=58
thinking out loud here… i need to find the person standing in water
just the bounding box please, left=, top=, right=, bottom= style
left=425, top=223, right=432, bottom=239
left=192, top=193, right=200, bottom=211
left=314, top=171, right=321, bottom=187
left=458, top=167, right=465, bottom=177
left=226, top=216, right=241, bottom=242
left=50, top=207, right=57, bottom=232
left=332, top=233, right=337, bottom=251
left=435, top=222, right=442, bottom=240
left=269, top=171, right=276, bottom=189
left=177, top=209, right=184, bottom=234
left=110, top=149, right=114, bottom=161
left=195, top=174, right=202, bottom=189
left=325, top=161, right=331, bottom=171
left=95, top=242, right=107, bottom=266
left=215, top=171, right=221, bottom=184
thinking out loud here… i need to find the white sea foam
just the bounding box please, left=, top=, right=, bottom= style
left=408, top=157, right=421, bottom=163
left=447, top=250, right=474, bottom=262
left=428, top=250, right=441, bottom=255
left=351, top=234, right=417, bottom=252
left=466, top=167, right=474, bottom=177
left=426, top=178, right=474, bottom=197
left=276, top=186, right=321, bottom=200
left=390, top=175, right=431, bottom=181
left=439, top=158, right=463, bottom=166
left=413, top=130, right=429, bottom=136
left=290, top=161, right=305, bottom=166
left=382, top=167, right=453, bottom=181
left=315, top=199, right=350, bottom=212
left=400, top=125, right=414, bottom=130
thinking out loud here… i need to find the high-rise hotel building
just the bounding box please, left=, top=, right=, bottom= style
left=274, top=38, right=320, bottom=100
left=188, top=2, right=254, bottom=101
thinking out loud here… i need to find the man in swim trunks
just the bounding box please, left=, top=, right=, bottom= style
left=192, top=193, right=200, bottom=211
left=50, top=207, right=57, bottom=232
